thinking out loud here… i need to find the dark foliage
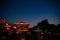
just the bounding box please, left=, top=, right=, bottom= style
left=0, top=19, right=60, bottom=40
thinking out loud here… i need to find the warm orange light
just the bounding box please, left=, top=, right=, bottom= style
left=21, top=38, right=25, bottom=40
left=16, top=28, right=28, bottom=33
left=4, top=25, right=11, bottom=30
left=13, top=26, right=17, bottom=29
left=14, top=22, right=30, bottom=28
left=20, top=37, right=25, bottom=40
left=20, top=23, right=24, bottom=24
left=6, top=27, right=10, bottom=30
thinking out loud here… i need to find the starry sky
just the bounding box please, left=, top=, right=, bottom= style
left=0, top=0, right=60, bottom=27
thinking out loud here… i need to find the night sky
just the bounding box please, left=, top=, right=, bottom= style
left=0, top=0, right=60, bottom=27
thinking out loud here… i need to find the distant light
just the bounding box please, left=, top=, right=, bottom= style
left=6, top=27, right=10, bottom=30
left=13, top=26, right=17, bottom=29
left=41, top=32, right=44, bottom=34
left=20, top=23, right=24, bottom=24
left=49, top=32, right=51, bottom=34
left=6, top=23, right=8, bottom=26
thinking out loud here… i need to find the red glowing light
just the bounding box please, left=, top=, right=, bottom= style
left=1, top=20, right=6, bottom=23
left=6, top=27, right=10, bottom=30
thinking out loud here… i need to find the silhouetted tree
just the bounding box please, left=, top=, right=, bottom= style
left=0, top=22, right=4, bottom=37
left=57, top=24, right=60, bottom=32
left=0, top=22, right=3, bottom=31
left=48, top=24, right=56, bottom=32
left=37, top=19, right=49, bottom=30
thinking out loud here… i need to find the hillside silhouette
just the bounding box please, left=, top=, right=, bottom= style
left=0, top=19, right=60, bottom=40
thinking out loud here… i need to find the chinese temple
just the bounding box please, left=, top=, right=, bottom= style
left=13, top=22, right=30, bottom=34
